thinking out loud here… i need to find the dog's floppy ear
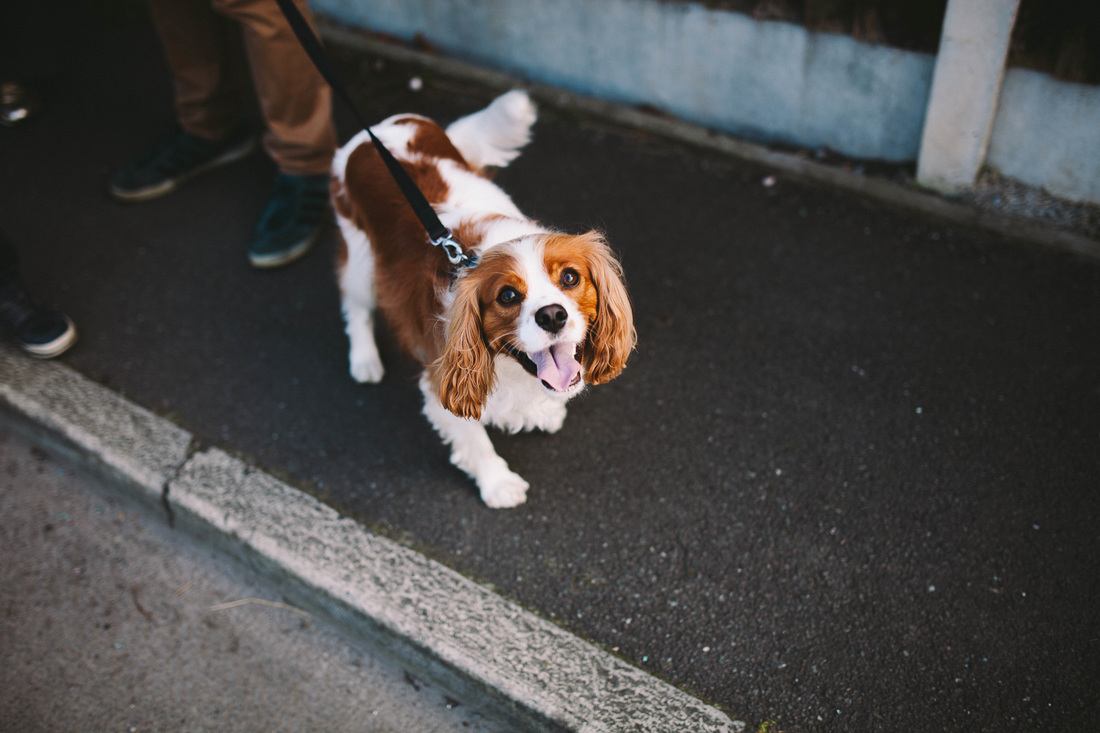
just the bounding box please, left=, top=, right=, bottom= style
left=432, top=274, right=495, bottom=420
left=581, top=233, right=637, bottom=384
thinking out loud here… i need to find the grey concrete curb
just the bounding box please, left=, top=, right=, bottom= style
left=319, top=22, right=1100, bottom=264
left=0, top=345, right=744, bottom=733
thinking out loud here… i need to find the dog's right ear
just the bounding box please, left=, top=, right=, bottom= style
left=579, top=232, right=636, bottom=385
left=432, top=276, right=495, bottom=421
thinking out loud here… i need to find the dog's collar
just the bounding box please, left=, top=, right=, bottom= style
left=452, top=232, right=543, bottom=272
left=444, top=234, right=540, bottom=280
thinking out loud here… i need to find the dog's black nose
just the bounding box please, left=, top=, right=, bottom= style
left=535, top=304, right=568, bottom=333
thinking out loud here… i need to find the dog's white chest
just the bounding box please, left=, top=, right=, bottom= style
left=480, top=356, right=571, bottom=434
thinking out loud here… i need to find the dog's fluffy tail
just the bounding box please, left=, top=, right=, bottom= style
left=446, top=90, right=537, bottom=170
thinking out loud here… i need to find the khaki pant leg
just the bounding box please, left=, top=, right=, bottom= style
left=211, top=0, right=336, bottom=175
left=146, top=0, right=248, bottom=141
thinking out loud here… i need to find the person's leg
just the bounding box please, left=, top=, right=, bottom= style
left=212, top=0, right=336, bottom=175
left=0, top=228, right=77, bottom=359
left=148, top=0, right=250, bottom=142
left=0, top=229, right=21, bottom=291
left=108, top=0, right=258, bottom=202
left=212, top=0, right=336, bottom=267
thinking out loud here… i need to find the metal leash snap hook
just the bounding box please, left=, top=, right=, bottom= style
left=433, top=232, right=477, bottom=268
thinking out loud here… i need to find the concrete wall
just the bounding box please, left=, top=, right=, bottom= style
left=316, top=0, right=1100, bottom=206
left=318, top=0, right=934, bottom=162
left=987, top=69, right=1100, bottom=205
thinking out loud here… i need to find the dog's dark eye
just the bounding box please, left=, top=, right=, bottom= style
left=498, top=286, right=521, bottom=305
left=560, top=268, right=580, bottom=289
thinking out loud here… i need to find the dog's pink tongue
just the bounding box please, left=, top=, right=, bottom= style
left=530, top=343, right=581, bottom=392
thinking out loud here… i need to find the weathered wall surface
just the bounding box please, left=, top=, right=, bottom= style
left=317, top=0, right=1099, bottom=205
left=319, top=0, right=934, bottom=161
left=987, top=69, right=1100, bottom=205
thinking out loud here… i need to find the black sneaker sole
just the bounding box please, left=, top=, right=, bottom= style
left=21, top=315, right=77, bottom=359
left=248, top=223, right=325, bottom=270
left=109, top=136, right=259, bottom=203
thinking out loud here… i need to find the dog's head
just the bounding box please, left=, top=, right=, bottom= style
left=431, top=231, right=636, bottom=420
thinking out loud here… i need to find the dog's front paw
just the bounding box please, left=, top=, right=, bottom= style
left=349, top=348, right=385, bottom=384
left=478, top=466, right=529, bottom=509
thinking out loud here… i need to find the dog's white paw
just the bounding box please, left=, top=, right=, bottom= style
left=478, top=466, right=530, bottom=509
left=349, top=349, right=384, bottom=384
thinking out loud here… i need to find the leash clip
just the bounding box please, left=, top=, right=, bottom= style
left=433, top=231, right=478, bottom=269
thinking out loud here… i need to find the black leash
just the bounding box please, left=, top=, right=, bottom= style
left=274, top=0, right=475, bottom=268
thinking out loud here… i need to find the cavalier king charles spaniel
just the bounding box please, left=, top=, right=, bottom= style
left=331, top=91, right=635, bottom=508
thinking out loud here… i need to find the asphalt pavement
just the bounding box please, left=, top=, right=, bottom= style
left=1, top=3, right=1098, bottom=731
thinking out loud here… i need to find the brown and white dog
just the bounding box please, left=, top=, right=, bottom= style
left=330, top=91, right=635, bottom=508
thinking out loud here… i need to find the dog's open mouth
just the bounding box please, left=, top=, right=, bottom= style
left=505, top=342, right=582, bottom=392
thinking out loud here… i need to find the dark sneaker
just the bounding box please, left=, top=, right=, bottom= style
left=109, top=126, right=257, bottom=203
left=0, top=287, right=77, bottom=359
left=248, top=173, right=330, bottom=269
